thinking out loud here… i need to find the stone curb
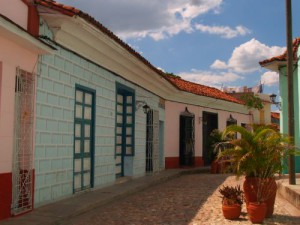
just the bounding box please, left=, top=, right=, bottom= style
left=277, top=180, right=300, bottom=211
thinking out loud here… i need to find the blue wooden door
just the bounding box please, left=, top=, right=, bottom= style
left=74, top=85, right=95, bottom=192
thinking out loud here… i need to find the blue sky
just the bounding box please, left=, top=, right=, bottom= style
left=58, top=0, right=300, bottom=99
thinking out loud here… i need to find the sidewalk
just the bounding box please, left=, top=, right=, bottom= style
left=277, top=176, right=300, bottom=211
left=1, top=168, right=209, bottom=225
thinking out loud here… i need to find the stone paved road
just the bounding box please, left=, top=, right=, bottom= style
left=62, top=174, right=300, bottom=225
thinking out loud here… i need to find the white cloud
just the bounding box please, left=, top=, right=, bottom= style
left=178, top=69, right=242, bottom=87
left=261, top=71, right=279, bottom=87
left=169, top=0, right=223, bottom=19
left=181, top=39, right=283, bottom=88
left=194, top=24, right=251, bottom=39
left=210, top=59, right=228, bottom=70
left=226, top=38, right=285, bottom=73
left=57, top=0, right=247, bottom=41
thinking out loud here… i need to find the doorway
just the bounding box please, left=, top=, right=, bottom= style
left=73, top=85, right=95, bottom=192
left=179, top=108, right=195, bottom=166
left=202, top=112, right=218, bottom=165
left=115, top=83, right=135, bottom=177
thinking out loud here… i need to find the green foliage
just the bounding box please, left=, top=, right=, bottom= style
left=240, top=94, right=264, bottom=110
left=219, top=185, right=243, bottom=205
left=164, top=72, right=180, bottom=78
left=209, top=129, right=223, bottom=159
left=217, top=124, right=297, bottom=178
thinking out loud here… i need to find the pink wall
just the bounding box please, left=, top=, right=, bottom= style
left=0, top=0, right=28, bottom=29
left=0, top=2, right=40, bottom=219
left=0, top=36, right=38, bottom=174
left=164, top=101, right=250, bottom=168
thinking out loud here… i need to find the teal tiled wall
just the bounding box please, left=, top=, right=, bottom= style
left=35, top=20, right=163, bottom=206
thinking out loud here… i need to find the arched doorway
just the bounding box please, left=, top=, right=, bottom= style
left=202, top=112, right=218, bottom=165
left=179, top=107, right=195, bottom=166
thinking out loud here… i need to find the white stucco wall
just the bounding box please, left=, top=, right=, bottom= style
left=0, top=0, right=28, bottom=29
left=164, top=101, right=250, bottom=159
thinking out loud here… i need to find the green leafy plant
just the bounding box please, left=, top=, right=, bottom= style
left=219, top=185, right=243, bottom=205
left=209, top=129, right=223, bottom=160
left=216, top=124, right=296, bottom=178
left=240, top=94, right=264, bottom=110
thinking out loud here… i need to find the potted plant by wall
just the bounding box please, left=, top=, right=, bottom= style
left=219, top=185, right=243, bottom=220
left=217, top=124, right=296, bottom=218
left=246, top=176, right=268, bottom=224
left=210, top=129, right=234, bottom=174
left=209, top=129, right=222, bottom=173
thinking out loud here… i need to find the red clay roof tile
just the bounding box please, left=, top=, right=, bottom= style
left=36, top=0, right=244, bottom=105
left=164, top=75, right=244, bottom=104
left=259, top=38, right=300, bottom=66
left=271, top=112, right=280, bottom=119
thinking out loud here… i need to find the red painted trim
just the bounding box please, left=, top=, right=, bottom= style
left=32, top=169, right=35, bottom=209
left=0, top=170, right=35, bottom=221
left=195, top=157, right=204, bottom=167
left=165, top=157, right=180, bottom=169
left=27, top=3, right=39, bottom=36
left=165, top=157, right=204, bottom=169
left=0, top=173, right=12, bottom=221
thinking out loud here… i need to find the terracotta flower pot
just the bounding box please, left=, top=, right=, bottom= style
left=222, top=204, right=241, bottom=220
left=210, top=160, right=218, bottom=174
left=243, top=177, right=277, bottom=217
left=247, top=202, right=267, bottom=224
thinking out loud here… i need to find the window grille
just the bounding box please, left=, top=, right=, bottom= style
left=146, top=110, right=160, bottom=172
left=11, top=68, right=35, bottom=215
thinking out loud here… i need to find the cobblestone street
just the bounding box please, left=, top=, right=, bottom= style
left=61, top=174, right=300, bottom=225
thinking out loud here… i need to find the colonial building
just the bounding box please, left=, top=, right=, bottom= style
left=260, top=37, right=300, bottom=172
left=0, top=0, right=252, bottom=220
left=163, top=75, right=249, bottom=168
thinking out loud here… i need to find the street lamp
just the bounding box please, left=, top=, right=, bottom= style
left=269, top=93, right=281, bottom=110
left=136, top=100, right=151, bottom=114
left=142, top=104, right=150, bottom=114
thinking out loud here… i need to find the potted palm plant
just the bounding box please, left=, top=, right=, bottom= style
left=219, top=185, right=243, bottom=220
left=217, top=124, right=296, bottom=218
left=246, top=176, right=268, bottom=224
left=209, top=129, right=222, bottom=174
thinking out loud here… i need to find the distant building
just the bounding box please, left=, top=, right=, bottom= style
left=271, top=112, right=280, bottom=131
left=224, top=86, right=272, bottom=125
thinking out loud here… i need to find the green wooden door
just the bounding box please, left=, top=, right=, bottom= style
left=115, top=83, right=135, bottom=177
left=74, top=85, right=95, bottom=192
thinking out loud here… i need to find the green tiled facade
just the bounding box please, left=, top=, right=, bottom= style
left=35, top=20, right=164, bottom=206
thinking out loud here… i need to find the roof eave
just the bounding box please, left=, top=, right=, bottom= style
left=260, top=60, right=286, bottom=72
left=0, top=14, right=55, bottom=54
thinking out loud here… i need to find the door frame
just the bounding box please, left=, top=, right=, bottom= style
left=73, top=84, right=96, bottom=193
left=202, top=111, right=218, bottom=165
left=179, top=107, right=195, bottom=166
left=115, top=82, right=135, bottom=177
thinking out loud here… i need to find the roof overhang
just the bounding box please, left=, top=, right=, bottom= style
left=260, top=60, right=298, bottom=72
left=169, top=91, right=249, bottom=114
left=38, top=11, right=178, bottom=98
left=36, top=6, right=249, bottom=114
left=0, top=14, right=55, bottom=54
left=260, top=61, right=285, bottom=72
